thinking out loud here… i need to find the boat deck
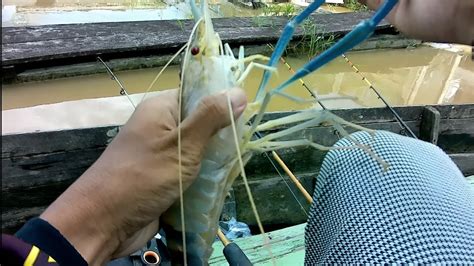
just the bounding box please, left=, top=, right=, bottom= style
left=2, top=96, right=473, bottom=233
left=210, top=223, right=306, bottom=265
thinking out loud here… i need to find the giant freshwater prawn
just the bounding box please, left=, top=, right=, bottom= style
left=114, top=0, right=399, bottom=264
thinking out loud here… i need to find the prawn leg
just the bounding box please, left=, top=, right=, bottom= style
left=253, top=139, right=353, bottom=152
left=247, top=110, right=387, bottom=170
left=237, top=62, right=277, bottom=85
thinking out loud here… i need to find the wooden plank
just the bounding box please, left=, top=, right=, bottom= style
left=437, top=118, right=474, bottom=153
left=258, top=249, right=305, bottom=266
left=234, top=172, right=314, bottom=227
left=434, top=104, right=474, bottom=119
left=210, top=223, right=306, bottom=265
left=9, top=34, right=422, bottom=83
left=1, top=206, right=47, bottom=234
left=2, top=104, right=473, bottom=232
left=2, top=12, right=391, bottom=68
left=420, top=106, right=441, bottom=144
left=450, top=153, right=474, bottom=177
left=3, top=153, right=471, bottom=234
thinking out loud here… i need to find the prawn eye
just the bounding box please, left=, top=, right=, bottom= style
left=191, top=47, right=200, bottom=55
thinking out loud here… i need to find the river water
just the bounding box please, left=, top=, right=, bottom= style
left=2, top=0, right=347, bottom=26
left=2, top=45, right=473, bottom=112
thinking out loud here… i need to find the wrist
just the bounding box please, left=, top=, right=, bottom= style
left=40, top=174, right=120, bottom=265
left=15, top=218, right=89, bottom=265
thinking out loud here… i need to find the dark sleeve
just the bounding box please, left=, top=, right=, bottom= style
left=3, top=217, right=88, bottom=266
left=1, top=233, right=58, bottom=266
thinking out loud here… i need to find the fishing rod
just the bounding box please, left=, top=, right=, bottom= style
left=340, top=54, right=417, bottom=138
left=97, top=56, right=136, bottom=108
left=254, top=130, right=313, bottom=204
left=267, top=44, right=327, bottom=110
left=267, top=44, right=417, bottom=139
left=216, top=228, right=252, bottom=266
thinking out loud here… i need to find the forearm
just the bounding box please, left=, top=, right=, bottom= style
left=404, top=0, right=474, bottom=45
left=363, top=0, right=474, bottom=45
left=40, top=170, right=120, bottom=265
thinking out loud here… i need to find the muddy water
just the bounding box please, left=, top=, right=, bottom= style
left=2, top=0, right=258, bottom=26
left=2, top=0, right=304, bottom=26
left=2, top=46, right=474, bottom=111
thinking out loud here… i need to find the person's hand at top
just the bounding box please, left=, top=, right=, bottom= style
left=39, top=88, right=247, bottom=265
left=361, top=0, right=474, bottom=45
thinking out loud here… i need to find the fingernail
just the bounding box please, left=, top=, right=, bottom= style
left=228, top=88, right=247, bottom=117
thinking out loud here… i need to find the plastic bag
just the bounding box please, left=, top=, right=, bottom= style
left=219, top=217, right=251, bottom=241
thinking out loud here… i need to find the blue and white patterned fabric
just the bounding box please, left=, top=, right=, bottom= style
left=304, top=131, right=474, bottom=264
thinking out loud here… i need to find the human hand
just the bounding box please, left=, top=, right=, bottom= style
left=39, top=88, right=247, bottom=265
left=361, top=0, right=474, bottom=45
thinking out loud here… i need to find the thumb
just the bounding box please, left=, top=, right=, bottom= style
left=180, top=87, right=247, bottom=150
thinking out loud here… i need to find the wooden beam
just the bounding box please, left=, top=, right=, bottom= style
left=2, top=12, right=391, bottom=71
left=2, top=104, right=473, bottom=233
left=450, top=153, right=474, bottom=177
left=420, top=106, right=441, bottom=144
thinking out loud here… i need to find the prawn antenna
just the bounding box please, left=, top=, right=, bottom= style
left=226, top=95, right=276, bottom=265
left=176, top=16, right=205, bottom=265
left=140, top=44, right=188, bottom=104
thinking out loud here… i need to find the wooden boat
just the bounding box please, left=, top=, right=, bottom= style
left=2, top=94, right=473, bottom=234
left=2, top=9, right=472, bottom=266
left=2, top=11, right=411, bottom=83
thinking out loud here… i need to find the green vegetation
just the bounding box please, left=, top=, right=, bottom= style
left=344, top=0, right=368, bottom=11
left=287, top=20, right=336, bottom=58
left=175, top=19, right=185, bottom=31
left=251, top=3, right=336, bottom=58
left=262, top=3, right=298, bottom=17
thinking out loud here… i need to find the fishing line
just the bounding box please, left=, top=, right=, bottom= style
left=141, top=43, right=188, bottom=104
left=176, top=17, right=204, bottom=266
left=262, top=150, right=310, bottom=215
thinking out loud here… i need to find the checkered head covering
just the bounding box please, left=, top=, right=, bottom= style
left=305, top=131, right=474, bottom=264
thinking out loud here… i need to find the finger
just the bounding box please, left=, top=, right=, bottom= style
left=130, top=89, right=180, bottom=132
left=180, top=87, right=247, bottom=150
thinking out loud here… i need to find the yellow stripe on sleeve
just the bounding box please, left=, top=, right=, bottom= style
left=24, top=246, right=40, bottom=266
